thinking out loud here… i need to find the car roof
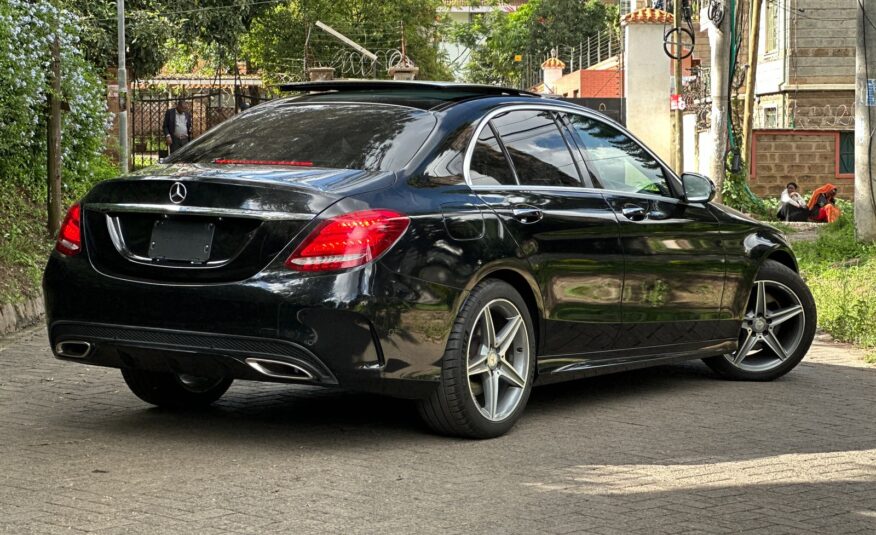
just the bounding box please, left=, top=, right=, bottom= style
left=278, top=80, right=542, bottom=110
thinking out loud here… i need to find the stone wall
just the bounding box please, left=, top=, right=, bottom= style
left=0, top=295, right=44, bottom=336
left=750, top=131, right=853, bottom=198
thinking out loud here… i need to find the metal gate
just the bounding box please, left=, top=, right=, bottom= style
left=129, top=90, right=272, bottom=170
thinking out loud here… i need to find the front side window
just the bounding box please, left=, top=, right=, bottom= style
left=167, top=103, right=436, bottom=172
left=567, top=115, right=672, bottom=197
left=491, top=110, right=581, bottom=187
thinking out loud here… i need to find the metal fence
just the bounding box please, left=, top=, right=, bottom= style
left=515, top=28, right=624, bottom=91
left=129, top=90, right=273, bottom=170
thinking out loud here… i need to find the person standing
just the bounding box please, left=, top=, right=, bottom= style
left=163, top=98, right=192, bottom=154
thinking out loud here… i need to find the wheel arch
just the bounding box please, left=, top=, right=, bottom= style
left=464, top=266, right=544, bottom=355
left=762, top=247, right=799, bottom=273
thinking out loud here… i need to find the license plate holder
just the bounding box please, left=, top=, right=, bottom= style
left=148, top=219, right=215, bottom=263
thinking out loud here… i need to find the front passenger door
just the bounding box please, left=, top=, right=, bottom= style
left=565, top=114, right=729, bottom=352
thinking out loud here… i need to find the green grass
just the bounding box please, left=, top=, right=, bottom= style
left=0, top=181, right=54, bottom=304
left=792, top=214, right=876, bottom=359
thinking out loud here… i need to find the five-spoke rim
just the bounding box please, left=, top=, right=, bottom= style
left=724, top=280, right=805, bottom=372
left=466, top=299, right=530, bottom=422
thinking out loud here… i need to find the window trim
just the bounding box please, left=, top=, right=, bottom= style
left=463, top=104, right=683, bottom=198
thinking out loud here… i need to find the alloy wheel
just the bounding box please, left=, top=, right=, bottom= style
left=466, top=299, right=530, bottom=422
left=724, top=280, right=806, bottom=372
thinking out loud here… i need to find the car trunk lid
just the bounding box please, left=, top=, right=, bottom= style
left=81, top=164, right=393, bottom=283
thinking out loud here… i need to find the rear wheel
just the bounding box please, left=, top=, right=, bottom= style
left=418, top=280, right=535, bottom=439
left=704, top=260, right=816, bottom=381
left=121, top=368, right=232, bottom=408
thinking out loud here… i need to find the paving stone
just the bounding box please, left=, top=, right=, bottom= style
left=0, top=326, right=875, bottom=533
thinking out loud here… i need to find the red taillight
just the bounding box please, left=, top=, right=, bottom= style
left=55, top=203, right=82, bottom=256
left=285, top=209, right=410, bottom=272
left=213, top=158, right=314, bottom=167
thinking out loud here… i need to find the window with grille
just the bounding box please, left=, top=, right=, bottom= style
left=839, top=132, right=854, bottom=175
left=765, top=0, right=778, bottom=53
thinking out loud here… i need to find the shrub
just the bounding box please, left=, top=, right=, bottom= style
left=0, top=0, right=111, bottom=201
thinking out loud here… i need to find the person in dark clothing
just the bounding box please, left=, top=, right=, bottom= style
left=163, top=98, right=192, bottom=154
left=776, top=182, right=809, bottom=222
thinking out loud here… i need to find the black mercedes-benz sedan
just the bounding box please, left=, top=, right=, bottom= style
left=44, top=81, right=816, bottom=438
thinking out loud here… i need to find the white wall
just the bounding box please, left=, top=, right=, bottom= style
left=682, top=113, right=697, bottom=173
left=623, top=22, right=672, bottom=163
left=697, top=130, right=714, bottom=178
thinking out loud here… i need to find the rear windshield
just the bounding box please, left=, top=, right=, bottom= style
left=167, top=103, right=436, bottom=171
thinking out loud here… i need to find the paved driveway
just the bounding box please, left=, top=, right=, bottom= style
left=1, top=326, right=875, bottom=534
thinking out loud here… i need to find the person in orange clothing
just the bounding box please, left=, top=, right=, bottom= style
left=808, top=183, right=842, bottom=223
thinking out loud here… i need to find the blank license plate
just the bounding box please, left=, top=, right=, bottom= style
left=148, top=219, right=215, bottom=263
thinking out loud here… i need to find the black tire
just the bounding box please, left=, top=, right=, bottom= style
left=418, top=279, right=536, bottom=439
left=704, top=260, right=816, bottom=381
left=121, top=368, right=232, bottom=408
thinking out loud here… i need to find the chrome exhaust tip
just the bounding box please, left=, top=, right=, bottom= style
left=55, top=340, right=92, bottom=359
left=245, top=358, right=315, bottom=381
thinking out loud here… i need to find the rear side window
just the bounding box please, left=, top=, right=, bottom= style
left=469, top=125, right=516, bottom=186
left=567, top=115, right=671, bottom=196
left=491, top=110, right=581, bottom=187
left=167, top=103, right=436, bottom=172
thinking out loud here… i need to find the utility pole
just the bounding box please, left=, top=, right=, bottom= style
left=706, top=3, right=732, bottom=202
left=117, top=0, right=129, bottom=174
left=47, top=34, right=62, bottom=235
left=855, top=0, right=876, bottom=241
left=741, top=0, right=762, bottom=164
left=672, top=0, right=683, bottom=173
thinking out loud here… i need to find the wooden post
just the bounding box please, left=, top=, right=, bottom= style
left=856, top=0, right=876, bottom=241
left=672, top=0, right=684, bottom=172
left=741, top=0, right=762, bottom=165
left=47, top=34, right=62, bottom=235
left=707, top=2, right=732, bottom=202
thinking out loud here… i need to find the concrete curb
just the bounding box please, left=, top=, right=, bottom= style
left=0, top=294, right=44, bottom=336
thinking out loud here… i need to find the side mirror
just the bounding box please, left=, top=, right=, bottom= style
left=681, top=172, right=716, bottom=203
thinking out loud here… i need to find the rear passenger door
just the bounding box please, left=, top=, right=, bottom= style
left=468, top=108, right=624, bottom=368
left=563, top=113, right=729, bottom=352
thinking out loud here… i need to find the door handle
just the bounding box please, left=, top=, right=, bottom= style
left=511, top=206, right=543, bottom=224
left=621, top=204, right=647, bottom=221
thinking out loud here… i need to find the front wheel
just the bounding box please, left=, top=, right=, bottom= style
left=418, top=280, right=535, bottom=439
left=121, top=368, right=233, bottom=408
left=704, top=260, right=816, bottom=381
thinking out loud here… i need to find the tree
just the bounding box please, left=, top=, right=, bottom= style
left=67, top=1, right=273, bottom=80
left=243, top=0, right=451, bottom=83
left=451, top=0, right=617, bottom=86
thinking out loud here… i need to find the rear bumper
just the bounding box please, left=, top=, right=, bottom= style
left=44, top=253, right=463, bottom=399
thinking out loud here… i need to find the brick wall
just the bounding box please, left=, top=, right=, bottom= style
left=750, top=131, right=853, bottom=199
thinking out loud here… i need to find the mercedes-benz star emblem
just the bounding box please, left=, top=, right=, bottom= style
left=169, top=182, right=187, bottom=204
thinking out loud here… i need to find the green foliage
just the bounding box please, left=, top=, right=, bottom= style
left=720, top=157, right=771, bottom=218
left=244, top=0, right=451, bottom=83
left=793, top=212, right=876, bottom=354
left=451, top=0, right=617, bottom=85
left=66, top=0, right=174, bottom=80
left=0, top=0, right=111, bottom=198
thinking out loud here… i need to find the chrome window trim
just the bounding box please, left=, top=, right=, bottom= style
left=86, top=203, right=312, bottom=221
left=462, top=103, right=683, bottom=199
